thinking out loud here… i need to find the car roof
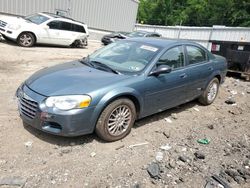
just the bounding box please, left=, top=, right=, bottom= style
left=125, top=37, right=202, bottom=48
left=40, top=12, right=86, bottom=25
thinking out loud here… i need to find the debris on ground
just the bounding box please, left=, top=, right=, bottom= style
left=160, top=144, right=172, bottom=151
left=155, top=151, right=164, bottom=162
left=147, top=162, right=161, bottom=179
left=207, top=124, right=214, bottom=130
left=90, top=152, right=96, bottom=157
left=178, top=155, right=190, bottom=163
left=115, top=145, right=125, bottom=150
left=194, top=151, right=205, bottom=159
left=163, top=131, right=170, bottom=138
left=171, top=113, right=178, bottom=119
left=225, top=98, right=236, bottom=105
left=24, top=141, right=33, bottom=148
left=0, top=176, right=27, bottom=187
left=197, top=138, right=210, bottom=145
left=164, top=118, right=172, bottom=123
left=193, top=107, right=200, bottom=112
left=128, top=142, right=149, bottom=148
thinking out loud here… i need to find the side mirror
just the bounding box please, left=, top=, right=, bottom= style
left=149, top=65, right=172, bottom=76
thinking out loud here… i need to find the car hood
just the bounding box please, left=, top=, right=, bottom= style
left=0, top=15, right=28, bottom=25
left=25, top=61, right=129, bottom=96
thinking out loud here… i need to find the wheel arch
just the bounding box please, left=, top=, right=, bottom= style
left=93, top=88, right=143, bottom=124
left=214, top=74, right=221, bottom=83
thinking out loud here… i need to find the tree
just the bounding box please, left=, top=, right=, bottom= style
left=136, top=0, right=250, bottom=27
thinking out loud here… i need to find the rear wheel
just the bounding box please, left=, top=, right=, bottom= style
left=95, top=98, right=136, bottom=142
left=17, top=32, right=35, bottom=47
left=199, top=78, right=219, bottom=105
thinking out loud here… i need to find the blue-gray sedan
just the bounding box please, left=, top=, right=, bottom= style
left=16, top=38, right=227, bottom=141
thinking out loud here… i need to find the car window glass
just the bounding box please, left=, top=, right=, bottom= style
left=25, top=14, right=49, bottom=24
left=47, top=21, right=60, bottom=29
left=151, top=34, right=160, bottom=37
left=72, top=24, right=86, bottom=33
left=89, top=41, right=159, bottom=73
left=60, top=22, right=72, bottom=31
left=158, top=46, right=184, bottom=69
left=186, top=46, right=207, bottom=64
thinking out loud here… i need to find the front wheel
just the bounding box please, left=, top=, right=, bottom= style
left=199, top=78, right=219, bottom=105
left=95, top=98, right=136, bottom=142
left=17, top=32, right=35, bottom=47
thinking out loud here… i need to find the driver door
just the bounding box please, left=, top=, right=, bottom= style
left=142, top=45, right=188, bottom=116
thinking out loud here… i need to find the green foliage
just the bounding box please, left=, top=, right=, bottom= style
left=137, top=0, right=250, bottom=27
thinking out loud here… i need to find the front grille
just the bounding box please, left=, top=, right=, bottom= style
left=0, top=20, right=7, bottom=28
left=18, top=93, right=38, bottom=119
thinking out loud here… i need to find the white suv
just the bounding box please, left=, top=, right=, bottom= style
left=0, top=12, right=89, bottom=47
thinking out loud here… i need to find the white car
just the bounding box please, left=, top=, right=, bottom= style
left=0, top=12, right=89, bottom=47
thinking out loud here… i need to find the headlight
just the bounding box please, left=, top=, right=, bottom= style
left=45, top=95, right=91, bottom=111
left=7, top=24, right=21, bottom=30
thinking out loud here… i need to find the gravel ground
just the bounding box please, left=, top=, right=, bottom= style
left=0, top=39, right=250, bottom=188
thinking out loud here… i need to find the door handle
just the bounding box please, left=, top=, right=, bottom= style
left=208, top=66, right=213, bottom=71
left=180, top=73, right=187, bottom=78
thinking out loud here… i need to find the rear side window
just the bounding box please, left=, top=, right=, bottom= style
left=158, top=46, right=184, bottom=69
left=60, top=22, right=72, bottom=31
left=186, top=46, right=207, bottom=65
left=72, top=24, right=86, bottom=33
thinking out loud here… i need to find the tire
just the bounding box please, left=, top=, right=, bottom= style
left=198, top=78, right=219, bottom=105
left=95, top=98, right=136, bottom=142
left=17, top=32, right=35, bottom=47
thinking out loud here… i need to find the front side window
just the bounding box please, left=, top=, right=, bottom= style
left=158, top=46, right=184, bottom=69
left=186, top=46, right=207, bottom=65
left=25, top=14, right=50, bottom=25
left=47, top=21, right=60, bottom=29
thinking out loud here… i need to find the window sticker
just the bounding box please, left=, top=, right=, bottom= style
left=140, top=45, right=158, bottom=52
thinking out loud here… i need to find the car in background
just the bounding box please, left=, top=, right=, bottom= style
left=101, top=30, right=161, bottom=45
left=127, top=31, right=161, bottom=38
left=101, top=31, right=130, bottom=45
left=16, top=38, right=227, bottom=141
left=0, top=12, right=89, bottom=47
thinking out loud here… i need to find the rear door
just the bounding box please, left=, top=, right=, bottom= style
left=142, top=45, right=189, bottom=116
left=42, top=21, right=75, bottom=45
left=184, top=45, right=214, bottom=100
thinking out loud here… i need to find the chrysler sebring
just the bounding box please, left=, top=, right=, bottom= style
left=16, top=38, right=227, bottom=141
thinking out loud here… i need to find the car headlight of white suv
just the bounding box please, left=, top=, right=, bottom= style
left=44, top=95, right=91, bottom=111
left=7, top=24, right=21, bottom=30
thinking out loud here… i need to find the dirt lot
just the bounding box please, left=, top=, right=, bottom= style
left=0, top=39, right=250, bottom=188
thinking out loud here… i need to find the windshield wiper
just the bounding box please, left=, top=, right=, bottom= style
left=79, top=55, right=95, bottom=68
left=90, top=60, right=120, bottom=74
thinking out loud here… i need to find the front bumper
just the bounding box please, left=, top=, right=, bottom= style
left=0, top=27, right=19, bottom=41
left=16, top=84, right=97, bottom=136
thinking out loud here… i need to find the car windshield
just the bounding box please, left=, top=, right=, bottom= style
left=128, top=32, right=147, bottom=37
left=88, top=41, right=160, bottom=74
left=25, top=14, right=50, bottom=24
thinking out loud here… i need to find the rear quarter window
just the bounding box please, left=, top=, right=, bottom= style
left=186, top=45, right=207, bottom=65
left=72, top=24, right=86, bottom=33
